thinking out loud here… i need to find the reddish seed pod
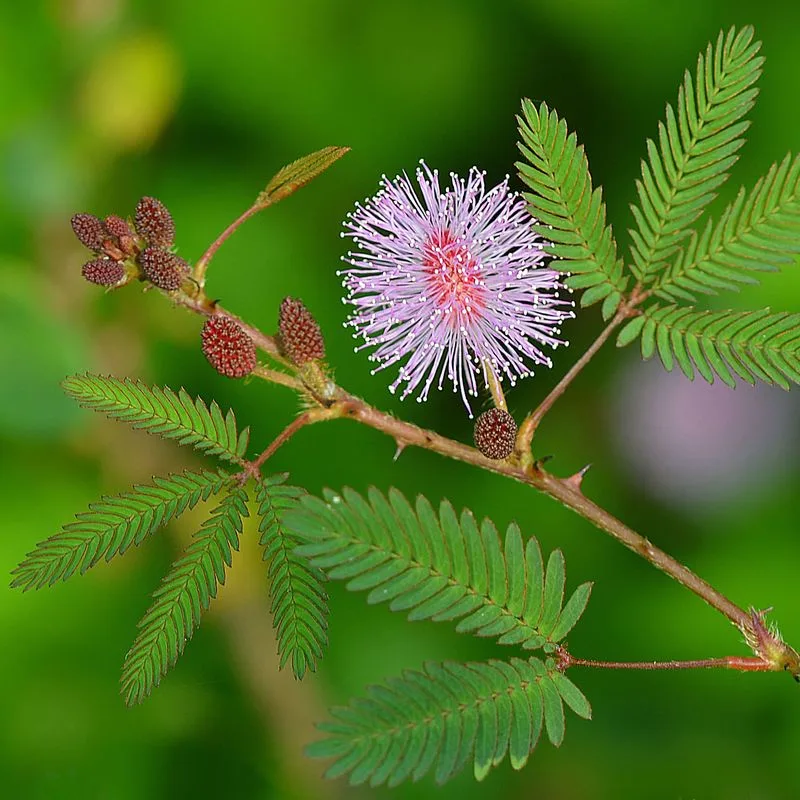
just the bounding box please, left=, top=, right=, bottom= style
left=138, top=246, right=188, bottom=291
left=473, top=408, right=517, bottom=460
left=81, top=258, right=126, bottom=287
left=135, top=196, right=175, bottom=248
left=71, top=213, right=105, bottom=251
left=201, top=316, right=257, bottom=378
left=278, top=297, right=325, bottom=365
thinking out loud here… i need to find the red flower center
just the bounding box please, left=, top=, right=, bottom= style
left=422, top=230, right=485, bottom=320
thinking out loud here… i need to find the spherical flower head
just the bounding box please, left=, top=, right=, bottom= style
left=340, top=161, right=573, bottom=416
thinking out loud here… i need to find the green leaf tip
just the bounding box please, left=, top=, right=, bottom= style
left=516, top=98, right=627, bottom=318
left=652, top=153, right=800, bottom=302
left=256, top=474, right=329, bottom=680
left=285, top=487, right=591, bottom=650
left=62, top=374, right=249, bottom=464
left=120, top=485, right=249, bottom=706
left=628, top=25, right=764, bottom=282
left=260, top=145, right=350, bottom=205
left=635, top=305, right=800, bottom=389
left=307, top=657, right=591, bottom=786
left=10, top=469, right=234, bottom=592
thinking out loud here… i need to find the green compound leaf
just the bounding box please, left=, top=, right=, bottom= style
left=285, top=487, right=592, bottom=651
left=517, top=99, right=628, bottom=319
left=10, top=469, right=232, bottom=591
left=121, top=485, right=249, bottom=706
left=629, top=26, right=763, bottom=282
left=256, top=474, right=329, bottom=680
left=62, top=374, right=250, bottom=465
left=653, top=153, right=800, bottom=302
left=307, top=657, right=591, bottom=786
left=618, top=304, right=800, bottom=389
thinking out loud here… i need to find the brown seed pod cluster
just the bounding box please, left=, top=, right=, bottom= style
left=71, top=195, right=183, bottom=291
left=473, top=408, right=517, bottom=460
left=278, top=297, right=325, bottom=365
left=201, top=316, right=257, bottom=378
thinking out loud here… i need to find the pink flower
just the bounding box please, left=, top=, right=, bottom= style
left=340, top=162, right=573, bottom=416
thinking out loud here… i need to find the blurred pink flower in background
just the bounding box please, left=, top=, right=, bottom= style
left=611, top=358, right=800, bottom=510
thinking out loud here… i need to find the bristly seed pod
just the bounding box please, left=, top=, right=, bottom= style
left=138, top=246, right=188, bottom=291
left=278, top=297, right=325, bottom=365
left=81, top=258, right=126, bottom=287
left=201, top=316, right=257, bottom=378
left=135, top=196, right=175, bottom=248
left=71, top=213, right=105, bottom=252
left=103, top=215, right=137, bottom=256
left=473, top=408, right=517, bottom=460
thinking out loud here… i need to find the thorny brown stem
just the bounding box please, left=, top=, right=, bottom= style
left=166, top=278, right=800, bottom=678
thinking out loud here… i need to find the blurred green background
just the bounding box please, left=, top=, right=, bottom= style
left=3, top=1, right=800, bottom=798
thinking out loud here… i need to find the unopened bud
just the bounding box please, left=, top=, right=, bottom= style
left=138, top=246, right=188, bottom=291
left=71, top=213, right=105, bottom=251
left=135, top=196, right=175, bottom=248
left=278, top=297, right=325, bottom=365
left=201, top=316, right=257, bottom=378
left=474, top=408, right=517, bottom=460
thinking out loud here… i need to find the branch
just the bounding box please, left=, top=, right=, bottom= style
left=193, top=203, right=268, bottom=289
left=160, top=267, right=799, bottom=678
left=242, top=407, right=340, bottom=482
left=557, top=648, right=774, bottom=674
left=516, top=293, right=645, bottom=464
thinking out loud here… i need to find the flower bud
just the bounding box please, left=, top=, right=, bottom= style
left=71, top=213, right=105, bottom=251
left=473, top=408, right=517, bottom=460
left=82, top=258, right=126, bottom=287
left=201, top=316, right=257, bottom=378
left=135, top=196, right=175, bottom=248
left=138, top=246, right=188, bottom=291
left=278, top=297, right=325, bottom=365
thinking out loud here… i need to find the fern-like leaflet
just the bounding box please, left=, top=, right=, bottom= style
left=121, top=485, right=249, bottom=706
left=10, top=469, right=232, bottom=591
left=63, top=374, right=250, bottom=464
left=617, top=305, right=800, bottom=388
left=652, top=153, right=800, bottom=301
left=628, top=26, right=763, bottom=282
left=285, top=487, right=592, bottom=651
left=307, top=657, right=590, bottom=786
left=256, top=475, right=329, bottom=679
left=517, top=100, right=627, bottom=320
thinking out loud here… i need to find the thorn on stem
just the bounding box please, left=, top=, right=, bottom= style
left=565, top=463, right=592, bottom=491
left=393, top=440, right=406, bottom=461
